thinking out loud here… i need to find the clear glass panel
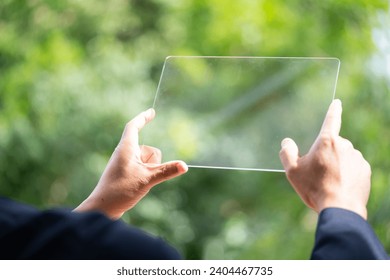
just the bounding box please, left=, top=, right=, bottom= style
left=142, top=56, right=340, bottom=172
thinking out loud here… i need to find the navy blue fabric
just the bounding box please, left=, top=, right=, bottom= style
left=311, top=208, right=389, bottom=260
left=0, top=197, right=181, bottom=260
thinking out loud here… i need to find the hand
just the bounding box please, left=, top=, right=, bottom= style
left=75, top=108, right=188, bottom=219
left=279, top=99, right=371, bottom=219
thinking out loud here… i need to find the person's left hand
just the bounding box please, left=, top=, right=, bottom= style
left=74, top=108, right=188, bottom=219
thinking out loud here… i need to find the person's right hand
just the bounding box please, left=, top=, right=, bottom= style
left=74, top=108, right=188, bottom=219
left=279, top=99, right=371, bottom=219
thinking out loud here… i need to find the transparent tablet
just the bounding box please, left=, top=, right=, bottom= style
left=143, top=56, right=340, bottom=172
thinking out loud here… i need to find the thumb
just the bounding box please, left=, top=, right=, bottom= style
left=279, top=138, right=299, bottom=171
left=147, top=160, right=188, bottom=187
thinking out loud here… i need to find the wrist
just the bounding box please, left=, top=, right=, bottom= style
left=74, top=196, right=124, bottom=220
left=318, top=197, right=367, bottom=220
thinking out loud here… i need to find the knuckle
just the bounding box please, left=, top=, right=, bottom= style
left=342, top=138, right=354, bottom=149
left=355, top=149, right=363, bottom=158
left=158, top=164, right=174, bottom=177
left=148, top=164, right=178, bottom=185
left=124, top=121, right=134, bottom=131
left=318, top=133, right=335, bottom=148
left=364, top=159, right=372, bottom=175
left=367, top=164, right=372, bottom=176
left=126, top=119, right=134, bottom=127
left=160, top=164, right=177, bottom=178
left=137, top=173, right=151, bottom=188
left=279, top=148, right=287, bottom=159
left=152, top=147, right=162, bottom=158
left=285, top=164, right=298, bottom=179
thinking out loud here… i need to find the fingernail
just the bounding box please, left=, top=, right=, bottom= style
left=181, top=161, right=189, bottom=173
left=145, top=108, right=155, bottom=116
left=333, top=99, right=342, bottom=106
left=175, top=161, right=187, bottom=173
left=281, top=138, right=292, bottom=148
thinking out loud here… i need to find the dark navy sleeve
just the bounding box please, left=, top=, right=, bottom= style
left=311, top=208, right=389, bottom=260
left=0, top=197, right=181, bottom=260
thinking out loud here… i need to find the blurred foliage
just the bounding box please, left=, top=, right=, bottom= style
left=0, top=0, right=389, bottom=259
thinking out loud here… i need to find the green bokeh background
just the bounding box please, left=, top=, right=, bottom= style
left=0, top=0, right=389, bottom=259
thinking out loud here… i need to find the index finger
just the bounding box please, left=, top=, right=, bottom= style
left=320, top=99, right=342, bottom=137
left=121, top=108, right=156, bottom=146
